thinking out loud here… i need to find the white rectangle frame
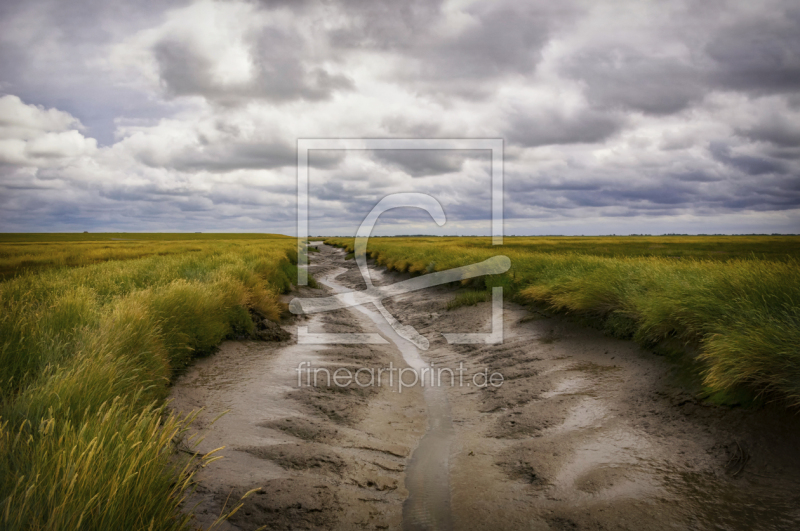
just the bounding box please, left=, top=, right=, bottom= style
left=296, top=138, right=504, bottom=286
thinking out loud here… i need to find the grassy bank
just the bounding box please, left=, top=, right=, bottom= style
left=0, top=237, right=298, bottom=530
left=325, top=236, right=800, bottom=407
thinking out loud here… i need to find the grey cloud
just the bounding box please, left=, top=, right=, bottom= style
left=422, top=6, right=552, bottom=81
left=0, top=0, right=190, bottom=145
left=207, top=186, right=296, bottom=208
left=737, top=119, right=800, bottom=148
left=506, top=177, right=600, bottom=193
left=371, top=149, right=489, bottom=177
left=613, top=182, right=701, bottom=205
left=506, top=109, right=623, bottom=147
left=562, top=48, right=704, bottom=115
left=326, top=0, right=444, bottom=50
left=169, top=142, right=295, bottom=172
left=178, top=196, right=214, bottom=211
left=380, top=116, right=442, bottom=137
left=706, top=9, right=800, bottom=94
left=673, top=171, right=723, bottom=183
left=709, top=142, right=788, bottom=175
left=504, top=183, right=794, bottom=216
left=329, top=1, right=574, bottom=99
left=503, top=164, right=800, bottom=219
left=2, top=0, right=800, bottom=234
left=154, top=30, right=353, bottom=104
left=308, top=150, right=347, bottom=171
left=138, top=141, right=343, bottom=173
left=765, top=146, right=800, bottom=161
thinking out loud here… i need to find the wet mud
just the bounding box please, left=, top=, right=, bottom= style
left=170, top=243, right=800, bottom=530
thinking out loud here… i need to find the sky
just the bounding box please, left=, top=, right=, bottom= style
left=1, top=0, right=799, bottom=236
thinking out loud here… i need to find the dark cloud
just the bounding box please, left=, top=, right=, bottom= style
left=737, top=119, right=800, bottom=148
left=420, top=5, right=553, bottom=81
left=562, top=48, right=704, bottom=115
left=328, top=1, right=576, bottom=99
left=673, top=171, right=723, bottom=183
left=154, top=34, right=353, bottom=104
left=506, top=108, right=623, bottom=147
left=502, top=164, right=800, bottom=220
left=137, top=141, right=343, bottom=172
left=709, top=142, right=788, bottom=175
left=706, top=9, right=800, bottom=94
left=371, top=149, right=489, bottom=177
left=327, top=0, right=444, bottom=50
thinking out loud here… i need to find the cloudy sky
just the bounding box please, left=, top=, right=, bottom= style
left=1, top=0, right=799, bottom=235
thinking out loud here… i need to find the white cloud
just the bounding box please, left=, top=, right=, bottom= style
left=0, top=95, right=81, bottom=139
left=0, top=95, right=96, bottom=166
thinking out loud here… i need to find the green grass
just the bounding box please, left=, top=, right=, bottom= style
left=446, top=290, right=490, bottom=310
left=0, top=232, right=291, bottom=243
left=0, top=234, right=292, bottom=279
left=326, top=236, right=800, bottom=407
left=0, top=237, right=299, bottom=530
left=418, top=235, right=800, bottom=261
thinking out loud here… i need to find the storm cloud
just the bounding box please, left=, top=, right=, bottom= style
left=0, top=0, right=798, bottom=235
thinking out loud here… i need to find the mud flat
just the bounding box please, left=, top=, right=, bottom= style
left=171, top=243, right=800, bottom=530
left=169, top=250, right=428, bottom=529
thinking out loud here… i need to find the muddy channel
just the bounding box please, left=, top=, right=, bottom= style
left=170, top=243, right=800, bottom=530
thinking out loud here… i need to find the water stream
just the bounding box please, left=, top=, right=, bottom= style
left=318, top=266, right=454, bottom=531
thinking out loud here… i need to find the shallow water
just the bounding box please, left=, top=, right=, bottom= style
left=319, top=267, right=454, bottom=531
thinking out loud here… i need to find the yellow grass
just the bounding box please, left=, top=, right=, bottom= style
left=0, top=237, right=299, bottom=530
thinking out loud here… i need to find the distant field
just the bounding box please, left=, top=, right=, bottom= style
left=325, top=235, right=800, bottom=408
left=0, top=233, right=292, bottom=278
left=344, top=235, right=800, bottom=261
left=0, top=232, right=291, bottom=242
left=0, top=236, right=298, bottom=530
left=502, top=235, right=800, bottom=260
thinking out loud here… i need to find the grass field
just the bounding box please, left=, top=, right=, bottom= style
left=0, top=234, right=298, bottom=530
left=0, top=232, right=290, bottom=242
left=0, top=233, right=292, bottom=279
left=325, top=236, right=800, bottom=407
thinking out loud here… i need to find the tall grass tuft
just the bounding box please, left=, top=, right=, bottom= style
left=0, top=399, right=202, bottom=531
left=0, top=238, right=298, bottom=529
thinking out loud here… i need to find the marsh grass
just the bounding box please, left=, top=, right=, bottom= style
left=446, top=289, right=490, bottom=310
left=0, top=237, right=298, bottom=530
left=326, top=236, right=800, bottom=407
left=0, top=233, right=292, bottom=279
